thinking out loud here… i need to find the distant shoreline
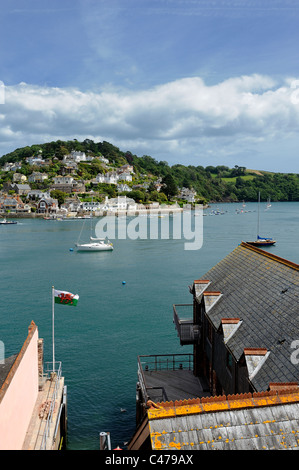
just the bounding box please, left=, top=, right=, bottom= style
left=1, top=206, right=185, bottom=219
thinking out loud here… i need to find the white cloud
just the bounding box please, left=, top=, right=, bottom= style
left=1, top=74, right=299, bottom=170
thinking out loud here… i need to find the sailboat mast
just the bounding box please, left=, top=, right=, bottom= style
left=257, top=191, right=260, bottom=238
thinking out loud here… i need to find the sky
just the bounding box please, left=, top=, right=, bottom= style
left=1, top=0, right=299, bottom=172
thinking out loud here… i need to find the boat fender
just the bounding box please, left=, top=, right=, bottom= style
left=122, top=281, right=126, bottom=285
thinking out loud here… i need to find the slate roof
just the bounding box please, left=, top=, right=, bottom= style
left=0, top=355, right=17, bottom=388
left=147, top=388, right=299, bottom=450
left=197, top=242, right=299, bottom=391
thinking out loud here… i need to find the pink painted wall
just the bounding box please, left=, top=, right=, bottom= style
left=0, top=326, right=39, bottom=450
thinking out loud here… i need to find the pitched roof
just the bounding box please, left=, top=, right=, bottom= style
left=0, top=355, right=17, bottom=389
left=147, top=386, right=299, bottom=450
left=196, top=242, right=299, bottom=391
left=0, top=322, right=38, bottom=403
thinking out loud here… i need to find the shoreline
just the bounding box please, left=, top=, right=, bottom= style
left=1, top=206, right=185, bottom=219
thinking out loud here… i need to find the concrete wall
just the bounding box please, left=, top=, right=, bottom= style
left=0, top=322, right=39, bottom=450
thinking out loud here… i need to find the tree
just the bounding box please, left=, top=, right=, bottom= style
left=128, top=190, right=146, bottom=203
left=50, top=190, right=67, bottom=207
left=161, top=174, right=178, bottom=198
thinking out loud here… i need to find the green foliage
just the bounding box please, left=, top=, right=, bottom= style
left=1, top=138, right=299, bottom=202
left=161, top=174, right=178, bottom=198
left=128, top=189, right=146, bottom=203
left=50, top=189, right=67, bottom=207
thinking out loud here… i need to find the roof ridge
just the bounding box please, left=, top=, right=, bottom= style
left=0, top=322, right=38, bottom=402
left=147, top=384, right=299, bottom=420
left=241, top=241, right=299, bottom=271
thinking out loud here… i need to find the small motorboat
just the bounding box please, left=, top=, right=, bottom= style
left=0, top=218, right=17, bottom=225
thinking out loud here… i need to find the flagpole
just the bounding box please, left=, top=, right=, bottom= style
left=52, top=286, right=55, bottom=372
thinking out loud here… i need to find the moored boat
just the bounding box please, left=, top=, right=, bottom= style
left=246, top=236, right=276, bottom=247
left=76, top=238, right=113, bottom=251
left=246, top=192, right=276, bottom=247
left=0, top=217, right=17, bottom=225
left=75, top=202, right=114, bottom=252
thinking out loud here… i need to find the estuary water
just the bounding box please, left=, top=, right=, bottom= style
left=1, top=201, right=299, bottom=450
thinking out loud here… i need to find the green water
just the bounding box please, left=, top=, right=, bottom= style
left=1, top=202, right=299, bottom=449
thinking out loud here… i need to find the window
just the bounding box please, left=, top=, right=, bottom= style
left=226, top=350, right=233, bottom=373
left=207, top=321, right=213, bottom=343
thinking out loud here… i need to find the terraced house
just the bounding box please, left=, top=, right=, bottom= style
left=129, top=242, right=299, bottom=450
left=0, top=194, right=31, bottom=214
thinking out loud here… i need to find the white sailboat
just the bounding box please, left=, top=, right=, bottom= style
left=76, top=238, right=113, bottom=251
left=75, top=211, right=113, bottom=252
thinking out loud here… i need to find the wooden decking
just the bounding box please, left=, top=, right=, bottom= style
left=143, top=369, right=211, bottom=403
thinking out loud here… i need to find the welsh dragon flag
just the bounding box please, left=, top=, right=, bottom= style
left=54, top=289, right=79, bottom=306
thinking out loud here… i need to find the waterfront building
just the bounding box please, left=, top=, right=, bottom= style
left=128, top=242, right=299, bottom=450
left=36, top=197, right=58, bottom=215
left=100, top=195, right=137, bottom=212
left=0, top=322, right=66, bottom=450
left=0, top=194, right=31, bottom=213
left=61, top=196, right=81, bottom=213
left=80, top=200, right=103, bottom=212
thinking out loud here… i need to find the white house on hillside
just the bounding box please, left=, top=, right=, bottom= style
left=2, top=162, right=22, bottom=172
left=13, top=173, right=27, bottom=183
left=28, top=172, right=48, bottom=183
left=25, top=156, right=46, bottom=166
left=53, top=176, right=74, bottom=185
left=118, top=172, right=132, bottom=182
left=178, top=187, right=197, bottom=203
left=98, top=156, right=109, bottom=164
left=96, top=172, right=118, bottom=185
left=117, top=183, right=131, bottom=192
left=118, top=164, right=134, bottom=174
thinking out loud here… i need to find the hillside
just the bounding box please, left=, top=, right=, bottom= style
left=1, top=139, right=299, bottom=203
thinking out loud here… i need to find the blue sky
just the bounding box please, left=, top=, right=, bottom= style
left=1, top=0, right=299, bottom=172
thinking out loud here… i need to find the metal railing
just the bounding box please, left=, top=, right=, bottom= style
left=173, top=304, right=200, bottom=345
left=139, top=353, right=193, bottom=372
left=39, top=361, right=62, bottom=450
left=137, top=353, right=193, bottom=403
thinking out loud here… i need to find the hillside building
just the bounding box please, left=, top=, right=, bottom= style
left=128, top=242, right=299, bottom=450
